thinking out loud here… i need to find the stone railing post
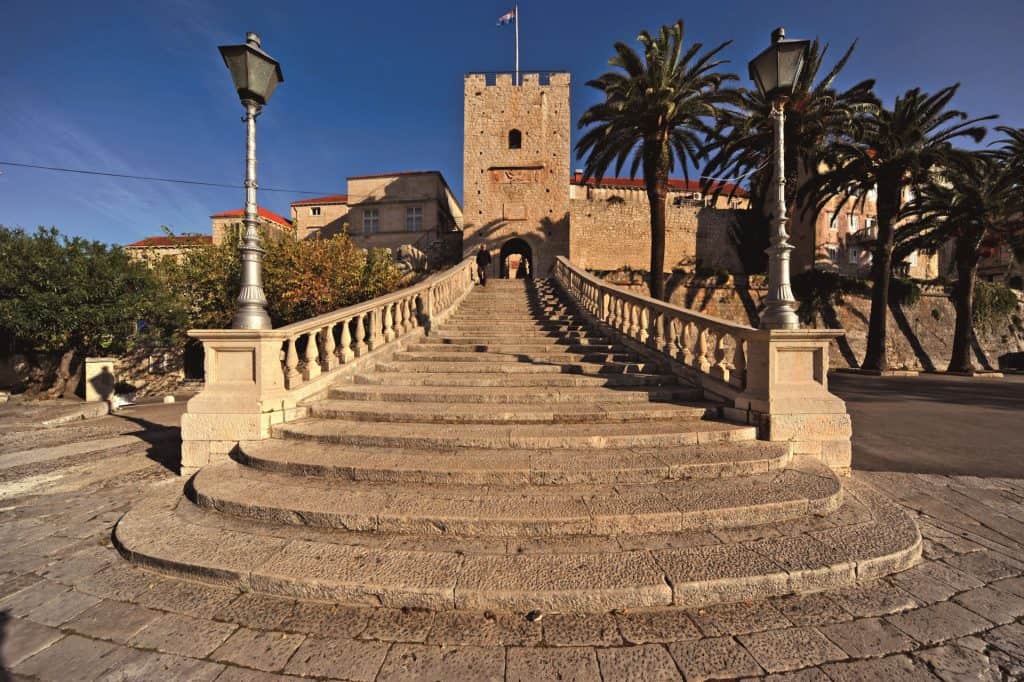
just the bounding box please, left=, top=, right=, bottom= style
left=732, top=329, right=852, bottom=472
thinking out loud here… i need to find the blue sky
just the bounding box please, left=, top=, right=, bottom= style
left=2, top=0, right=1022, bottom=246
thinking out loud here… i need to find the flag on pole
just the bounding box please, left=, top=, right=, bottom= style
left=497, top=9, right=516, bottom=25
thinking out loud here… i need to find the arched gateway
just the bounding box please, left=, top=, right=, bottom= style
left=499, top=237, right=532, bottom=279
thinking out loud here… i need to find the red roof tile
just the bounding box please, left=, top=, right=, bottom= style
left=209, top=206, right=291, bottom=226
left=125, top=235, right=213, bottom=248
left=290, top=194, right=349, bottom=207
left=570, top=174, right=748, bottom=198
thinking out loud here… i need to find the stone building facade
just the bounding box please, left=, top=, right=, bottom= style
left=461, top=72, right=749, bottom=279
left=462, top=73, right=572, bottom=277
left=210, top=207, right=293, bottom=246
left=791, top=185, right=939, bottom=280
left=290, top=171, right=463, bottom=264
left=124, top=235, right=212, bottom=264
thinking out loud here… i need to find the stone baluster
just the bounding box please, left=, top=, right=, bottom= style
left=322, top=323, right=337, bottom=371
left=648, top=311, right=663, bottom=351
left=339, top=317, right=355, bottom=363
left=638, top=307, right=650, bottom=344
left=697, top=328, right=711, bottom=374
left=710, top=332, right=730, bottom=382
left=681, top=323, right=696, bottom=365
left=303, top=330, right=322, bottom=381
left=383, top=303, right=396, bottom=342
left=664, top=315, right=679, bottom=358
left=393, top=300, right=405, bottom=339
left=731, top=338, right=747, bottom=389
left=285, top=336, right=301, bottom=388
left=353, top=313, right=368, bottom=356
left=404, top=297, right=415, bottom=333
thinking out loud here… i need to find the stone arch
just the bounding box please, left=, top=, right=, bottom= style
left=499, top=237, right=533, bottom=279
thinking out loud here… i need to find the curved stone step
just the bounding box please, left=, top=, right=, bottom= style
left=308, top=399, right=712, bottom=424
left=115, top=477, right=919, bottom=612
left=328, top=384, right=702, bottom=404
left=352, top=371, right=679, bottom=387
left=189, top=461, right=841, bottom=536
left=274, top=417, right=753, bottom=449
left=234, top=439, right=792, bottom=484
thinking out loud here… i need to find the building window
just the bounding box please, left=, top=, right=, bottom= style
left=310, top=206, right=321, bottom=216
left=848, top=214, right=858, bottom=232
left=848, top=247, right=859, bottom=264
left=508, top=129, right=522, bottom=149
left=865, top=216, right=877, bottom=230
left=406, top=206, right=423, bottom=232
left=908, top=250, right=918, bottom=266
left=828, top=212, right=837, bottom=230
left=362, top=208, right=379, bottom=235
left=827, top=245, right=839, bottom=262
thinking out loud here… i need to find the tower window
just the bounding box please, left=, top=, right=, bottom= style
left=508, top=129, right=522, bottom=149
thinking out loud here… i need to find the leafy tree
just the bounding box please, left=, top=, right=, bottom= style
left=702, top=39, right=878, bottom=218
left=0, top=226, right=166, bottom=394
left=576, top=19, right=738, bottom=300
left=800, top=85, right=994, bottom=371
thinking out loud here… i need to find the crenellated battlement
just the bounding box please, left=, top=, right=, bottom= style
left=464, top=72, right=570, bottom=88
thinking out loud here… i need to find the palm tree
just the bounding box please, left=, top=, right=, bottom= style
left=899, top=150, right=1022, bottom=372
left=576, top=19, right=738, bottom=300
left=800, top=85, right=993, bottom=372
left=702, top=39, right=877, bottom=219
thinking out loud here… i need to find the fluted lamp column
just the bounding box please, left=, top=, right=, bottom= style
left=218, top=32, right=284, bottom=329
left=748, top=27, right=810, bottom=330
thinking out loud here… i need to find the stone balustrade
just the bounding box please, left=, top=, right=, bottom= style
left=553, top=256, right=853, bottom=473
left=179, top=256, right=477, bottom=476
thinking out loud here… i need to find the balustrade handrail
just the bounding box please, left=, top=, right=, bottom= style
left=276, top=255, right=475, bottom=335
left=553, top=257, right=758, bottom=339
left=553, top=256, right=757, bottom=393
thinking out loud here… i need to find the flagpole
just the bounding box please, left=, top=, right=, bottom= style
left=514, top=3, right=519, bottom=85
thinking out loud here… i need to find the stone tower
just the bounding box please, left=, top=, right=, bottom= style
left=463, top=72, right=571, bottom=277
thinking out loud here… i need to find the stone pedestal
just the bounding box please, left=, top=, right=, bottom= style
left=84, top=357, right=118, bottom=403
left=732, top=329, right=852, bottom=473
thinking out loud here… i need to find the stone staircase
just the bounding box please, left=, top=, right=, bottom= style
left=116, top=279, right=920, bottom=612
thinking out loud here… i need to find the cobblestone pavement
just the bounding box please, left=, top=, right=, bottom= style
left=2, top=402, right=1024, bottom=680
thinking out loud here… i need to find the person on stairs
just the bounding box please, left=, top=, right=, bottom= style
left=475, top=245, right=492, bottom=286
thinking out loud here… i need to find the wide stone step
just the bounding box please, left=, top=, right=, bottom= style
left=392, top=351, right=638, bottom=364
left=431, top=331, right=609, bottom=343
left=189, top=460, right=841, bottom=537
left=308, top=399, right=714, bottom=424
left=328, top=384, right=702, bottom=404
left=352, top=371, right=680, bottom=387
left=373, top=360, right=660, bottom=375
left=115, top=478, right=919, bottom=612
left=404, top=341, right=621, bottom=354
left=274, top=417, right=752, bottom=449
left=235, top=439, right=792, bottom=484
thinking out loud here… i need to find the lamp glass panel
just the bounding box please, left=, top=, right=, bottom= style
left=749, top=48, right=779, bottom=97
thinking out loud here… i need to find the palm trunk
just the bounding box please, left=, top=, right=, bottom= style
left=862, top=181, right=899, bottom=372
left=648, top=190, right=668, bottom=300
left=948, top=233, right=981, bottom=373
left=644, top=145, right=670, bottom=301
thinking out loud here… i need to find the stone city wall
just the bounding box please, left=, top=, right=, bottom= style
left=568, top=186, right=743, bottom=274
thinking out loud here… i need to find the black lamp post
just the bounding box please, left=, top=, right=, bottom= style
left=218, top=32, right=284, bottom=330
left=748, top=27, right=810, bottom=330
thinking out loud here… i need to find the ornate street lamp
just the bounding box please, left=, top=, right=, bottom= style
left=748, top=27, right=810, bottom=330
left=218, top=32, right=284, bottom=329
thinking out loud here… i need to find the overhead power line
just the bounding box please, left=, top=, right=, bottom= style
left=0, top=161, right=330, bottom=195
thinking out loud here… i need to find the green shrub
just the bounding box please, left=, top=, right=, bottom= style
left=973, top=280, right=1019, bottom=330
